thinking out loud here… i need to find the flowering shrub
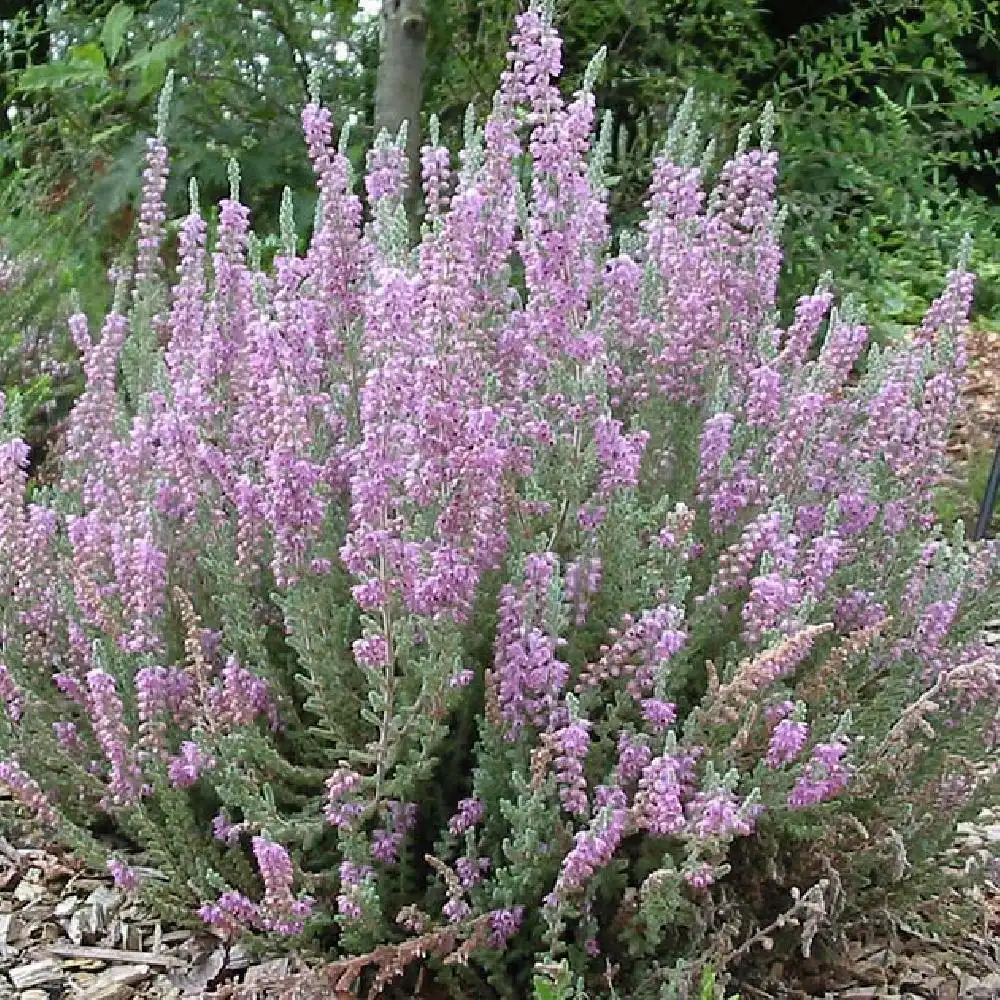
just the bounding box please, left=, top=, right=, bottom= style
left=1, top=5, right=998, bottom=996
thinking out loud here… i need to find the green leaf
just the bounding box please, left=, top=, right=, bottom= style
left=700, top=964, right=717, bottom=1000
left=67, top=43, right=106, bottom=72
left=90, top=123, right=130, bottom=146
left=16, top=56, right=107, bottom=92
left=101, top=3, right=135, bottom=65
left=121, top=35, right=184, bottom=74
left=123, top=36, right=185, bottom=102
left=531, top=976, right=559, bottom=1000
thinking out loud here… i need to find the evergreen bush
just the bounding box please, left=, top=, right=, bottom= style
left=1, top=6, right=997, bottom=997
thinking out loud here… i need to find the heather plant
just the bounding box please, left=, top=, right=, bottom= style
left=1, top=7, right=999, bottom=998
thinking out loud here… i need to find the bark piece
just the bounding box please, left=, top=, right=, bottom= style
left=53, top=895, right=79, bottom=920
left=8, top=957, right=63, bottom=989
left=244, top=957, right=290, bottom=985
left=43, top=944, right=183, bottom=968
left=12, top=872, right=44, bottom=905
left=68, top=887, right=123, bottom=945
left=0, top=912, right=24, bottom=948
left=167, top=944, right=225, bottom=995
left=77, top=964, right=151, bottom=1000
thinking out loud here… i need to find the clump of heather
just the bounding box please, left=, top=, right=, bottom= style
left=1, top=5, right=998, bottom=997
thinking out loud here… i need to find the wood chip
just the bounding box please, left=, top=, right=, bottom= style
left=54, top=894, right=80, bottom=919
left=157, top=929, right=193, bottom=945
left=69, top=886, right=123, bottom=944
left=226, top=942, right=252, bottom=971
left=77, top=964, right=152, bottom=1000
left=8, top=957, right=63, bottom=989
left=0, top=911, right=23, bottom=947
left=244, top=957, right=290, bottom=985
left=42, top=943, right=185, bottom=968
left=167, top=944, right=225, bottom=995
left=0, top=836, right=22, bottom=863
left=118, top=920, right=142, bottom=952
left=12, top=876, right=44, bottom=904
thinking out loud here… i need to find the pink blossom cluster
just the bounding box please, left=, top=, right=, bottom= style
left=200, top=837, right=312, bottom=936
left=493, top=554, right=570, bottom=737
left=0, top=759, right=59, bottom=826
left=336, top=859, right=374, bottom=919
left=788, top=741, right=852, bottom=809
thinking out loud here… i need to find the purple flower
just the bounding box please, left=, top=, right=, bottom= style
left=53, top=722, right=83, bottom=753
left=641, top=699, right=677, bottom=732
left=455, top=856, right=490, bottom=889
left=85, top=669, right=145, bottom=808
left=634, top=753, right=696, bottom=837
left=697, top=413, right=735, bottom=499
left=493, top=553, right=569, bottom=737
left=353, top=634, right=390, bottom=669
left=212, top=811, right=246, bottom=845
left=372, top=828, right=402, bottom=864
left=788, top=741, right=851, bottom=809
left=765, top=719, right=810, bottom=768
left=0, top=760, right=58, bottom=827
left=615, top=732, right=653, bottom=783
left=686, top=788, right=761, bottom=839
left=133, top=135, right=169, bottom=288
left=448, top=797, right=485, bottom=836
left=443, top=895, right=472, bottom=923
left=167, top=741, right=215, bottom=788
left=779, top=287, right=834, bottom=368
left=199, top=890, right=260, bottom=938
left=745, top=365, right=782, bottom=429
left=581, top=603, right=686, bottom=697
left=337, top=860, right=373, bottom=920
left=594, top=416, right=649, bottom=495
left=552, top=720, right=591, bottom=816
left=742, top=572, right=803, bottom=644
left=684, top=862, right=716, bottom=890
left=107, top=859, right=140, bottom=891
left=252, top=836, right=313, bottom=935
left=205, top=658, right=277, bottom=730
left=324, top=766, right=364, bottom=830
left=488, top=905, right=525, bottom=948
left=0, top=663, right=23, bottom=722
left=552, top=785, right=628, bottom=899
left=371, top=799, right=418, bottom=863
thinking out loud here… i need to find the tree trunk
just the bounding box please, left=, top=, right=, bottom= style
left=374, top=0, right=428, bottom=200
